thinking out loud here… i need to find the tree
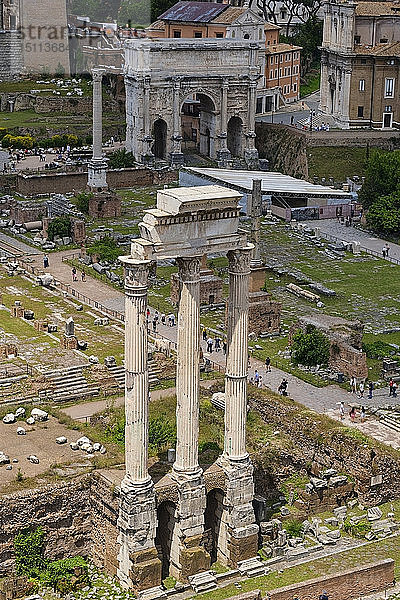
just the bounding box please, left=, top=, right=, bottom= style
left=47, top=217, right=72, bottom=241
left=118, top=0, right=151, bottom=26
left=292, top=325, right=330, bottom=367
left=366, top=192, right=400, bottom=235
left=358, top=150, right=400, bottom=209
left=75, top=191, right=93, bottom=214
left=108, top=148, right=135, bottom=169
left=254, top=0, right=323, bottom=41
left=280, top=17, right=323, bottom=74
left=87, top=235, right=120, bottom=262
left=150, top=0, right=176, bottom=22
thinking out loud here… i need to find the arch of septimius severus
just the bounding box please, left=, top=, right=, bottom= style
left=117, top=184, right=259, bottom=594
left=123, top=38, right=262, bottom=169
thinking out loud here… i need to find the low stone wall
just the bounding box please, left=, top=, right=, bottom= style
left=269, top=559, right=394, bottom=600
left=0, top=168, right=178, bottom=196
left=0, top=477, right=92, bottom=576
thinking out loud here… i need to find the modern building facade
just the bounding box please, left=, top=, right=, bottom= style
left=320, top=0, right=400, bottom=129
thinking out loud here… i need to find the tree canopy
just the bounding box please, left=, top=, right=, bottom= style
left=292, top=325, right=330, bottom=367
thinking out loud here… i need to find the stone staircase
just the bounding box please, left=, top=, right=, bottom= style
left=107, top=358, right=161, bottom=389
left=41, top=365, right=99, bottom=402
left=0, top=31, right=23, bottom=79
left=369, top=407, right=400, bottom=433
left=238, top=557, right=268, bottom=577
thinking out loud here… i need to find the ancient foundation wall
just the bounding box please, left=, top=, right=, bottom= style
left=89, top=472, right=120, bottom=576
left=0, top=168, right=177, bottom=196
left=269, top=559, right=394, bottom=600
left=0, top=477, right=92, bottom=577
left=251, top=394, right=400, bottom=506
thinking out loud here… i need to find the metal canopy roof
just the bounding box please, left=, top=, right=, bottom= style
left=158, top=1, right=227, bottom=22
left=184, top=167, right=353, bottom=199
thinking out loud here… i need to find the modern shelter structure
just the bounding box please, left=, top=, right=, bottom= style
left=117, top=185, right=258, bottom=592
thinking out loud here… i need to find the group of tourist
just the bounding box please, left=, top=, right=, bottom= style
left=382, top=244, right=391, bottom=258
left=147, top=309, right=176, bottom=332
left=340, top=401, right=366, bottom=423
left=71, top=266, right=86, bottom=282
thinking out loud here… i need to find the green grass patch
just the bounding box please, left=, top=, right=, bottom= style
left=307, top=146, right=371, bottom=183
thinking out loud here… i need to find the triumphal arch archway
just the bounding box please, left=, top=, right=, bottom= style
left=124, top=38, right=262, bottom=168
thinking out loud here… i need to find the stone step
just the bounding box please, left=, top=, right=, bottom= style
left=138, top=586, right=167, bottom=600
left=53, top=387, right=100, bottom=402
left=237, top=557, right=268, bottom=578
left=51, top=376, right=88, bottom=388
left=44, top=366, right=86, bottom=379
left=188, top=571, right=217, bottom=593
left=0, top=374, right=28, bottom=386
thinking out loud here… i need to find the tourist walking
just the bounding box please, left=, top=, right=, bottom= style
left=207, top=337, right=213, bottom=353
left=389, top=377, right=394, bottom=396
left=161, top=313, right=166, bottom=325
left=258, top=375, right=263, bottom=388
left=154, top=310, right=159, bottom=322
left=215, top=337, right=221, bottom=352
left=81, top=270, right=86, bottom=282
left=382, top=245, right=387, bottom=258
left=278, top=378, right=288, bottom=396
left=223, top=340, right=227, bottom=355
left=350, top=376, right=357, bottom=394
left=368, top=381, right=374, bottom=399
left=339, top=401, right=345, bottom=421
left=202, top=327, right=207, bottom=341
left=168, top=313, right=175, bottom=326
left=319, top=592, right=329, bottom=600
left=359, top=380, right=364, bottom=398
left=254, top=369, right=260, bottom=385
left=393, top=382, right=398, bottom=398
left=265, top=356, right=271, bottom=372
left=385, top=243, right=390, bottom=257
left=349, top=406, right=356, bottom=422
left=360, top=406, right=366, bottom=423
left=152, top=318, right=157, bottom=332
left=43, top=254, right=49, bottom=268
left=71, top=266, right=77, bottom=281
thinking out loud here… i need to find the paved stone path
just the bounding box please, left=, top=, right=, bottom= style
left=7, top=243, right=400, bottom=448
left=305, top=219, right=400, bottom=263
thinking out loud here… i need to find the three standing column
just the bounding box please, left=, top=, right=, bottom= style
left=117, top=257, right=161, bottom=592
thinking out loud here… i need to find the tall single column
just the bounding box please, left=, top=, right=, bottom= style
left=244, top=77, right=259, bottom=169
left=170, top=256, right=210, bottom=580
left=88, top=68, right=108, bottom=189
left=173, top=256, right=201, bottom=476
left=217, top=78, right=231, bottom=164
left=217, top=245, right=258, bottom=567
left=170, top=77, right=184, bottom=166
left=250, top=178, right=262, bottom=269
left=117, top=256, right=161, bottom=592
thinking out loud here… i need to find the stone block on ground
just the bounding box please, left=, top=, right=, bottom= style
left=188, top=571, right=217, bottom=593
left=367, top=507, right=383, bottom=521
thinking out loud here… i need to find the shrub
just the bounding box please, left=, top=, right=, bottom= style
left=149, top=415, right=176, bottom=451
left=285, top=519, right=304, bottom=538
left=343, top=518, right=371, bottom=538
left=362, top=340, right=397, bottom=359
left=2, top=134, right=35, bottom=149
left=108, top=148, right=135, bottom=169
left=292, top=325, right=330, bottom=367
left=75, top=191, right=92, bottom=214
left=87, top=235, right=120, bottom=263
left=42, top=556, right=89, bottom=593
left=14, top=527, right=47, bottom=578
left=0, top=127, right=8, bottom=140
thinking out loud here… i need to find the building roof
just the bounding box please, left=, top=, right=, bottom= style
left=265, top=42, right=302, bottom=54
left=147, top=19, right=165, bottom=31
left=355, top=1, right=400, bottom=16
left=158, top=1, right=227, bottom=22
left=182, top=167, right=353, bottom=200
left=355, top=41, right=400, bottom=56
left=264, top=21, right=281, bottom=30
left=210, top=6, right=247, bottom=24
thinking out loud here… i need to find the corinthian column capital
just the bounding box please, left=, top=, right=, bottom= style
left=121, top=258, right=151, bottom=295
left=176, top=256, right=201, bottom=282
left=227, top=246, right=253, bottom=275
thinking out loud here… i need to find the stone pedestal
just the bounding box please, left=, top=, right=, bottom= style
left=169, top=151, right=185, bottom=167
left=248, top=267, right=281, bottom=336
left=244, top=147, right=259, bottom=170
left=218, top=246, right=258, bottom=567
left=61, top=334, right=78, bottom=350
left=117, top=257, right=161, bottom=592
left=88, top=189, right=121, bottom=218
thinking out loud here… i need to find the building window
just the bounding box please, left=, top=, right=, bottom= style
left=275, top=69, right=278, bottom=78
left=231, top=30, right=236, bottom=38
left=280, top=54, right=283, bottom=62
left=357, top=106, right=364, bottom=117
left=173, top=30, right=181, bottom=38
left=194, top=31, right=202, bottom=37
left=387, top=59, right=395, bottom=65
left=360, top=58, right=367, bottom=64
left=385, top=78, right=395, bottom=97
left=380, top=38, right=388, bottom=43
left=244, top=33, right=250, bottom=39
left=279, top=68, right=282, bottom=77
left=270, top=70, right=274, bottom=79
left=259, top=28, right=263, bottom=39
left=256, top=97, right=263, bottom=113
left=354, top=35, right=360, bottom=44
left=215, top=32, right=223, bottom=38
left=385, top=105, right=392, bottom=112
left=359, top=79, right=365, bottom=91
left=293, top=83, right=297, bottom=92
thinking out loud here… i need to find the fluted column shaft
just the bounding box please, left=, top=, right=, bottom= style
left=92, top=69, right=104, bottom=160
left=122, top=257, right=151, bottom=483
left=246, top=80, right=257, bottom=150
left=220, top=80, right=229, bottom=150
left=174, top=256, right=201, bottom=475
left=224, top=247, right=252, bottom=460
